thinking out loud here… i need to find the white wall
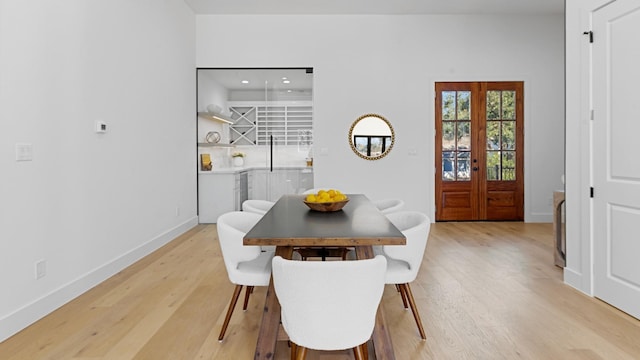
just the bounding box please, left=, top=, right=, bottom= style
left=0, top=0, right=197, bottom=341
left=196, top=14, right=565, bottom=220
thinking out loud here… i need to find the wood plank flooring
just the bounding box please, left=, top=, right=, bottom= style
left=2, top=222, right=640, bottom=359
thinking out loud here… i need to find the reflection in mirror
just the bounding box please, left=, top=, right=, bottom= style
left=349, top=113, right=395, bottom=160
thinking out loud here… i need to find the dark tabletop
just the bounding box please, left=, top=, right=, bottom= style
left=243, top=194, right=405, bottom=247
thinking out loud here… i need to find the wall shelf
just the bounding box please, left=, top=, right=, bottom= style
left=197, top=143, right=235, bottom=148
left=197, top=112, right=234, bottom=124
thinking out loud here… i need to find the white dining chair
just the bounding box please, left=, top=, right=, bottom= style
left=272, top=255, right=387, bottom=359
left=376, top=211, right=431, bottom=339
left=242, top=199, right=275, bottom=215
left=241, top=199, right=277, bottom=252
left=301, top=188, right=323, bottom=195
left=373, top=198, right=405, bottom=214
left=300, top=187, right=352, bottom=195
left=216, top=211, right=274, bottom=341
left=344, top=198, right=405, bottom=260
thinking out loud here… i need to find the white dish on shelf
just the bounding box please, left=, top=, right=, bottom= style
left=205, top=131, right=221, bottom=144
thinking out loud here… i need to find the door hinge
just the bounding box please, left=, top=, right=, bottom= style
left=590, top=109, right=594, bottom=120
left=583, top=30, right=594, bottom=43
left=590, top=187, right=594, bottom=198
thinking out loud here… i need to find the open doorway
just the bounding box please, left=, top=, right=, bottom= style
left=196, top=68, right=314, bottom=222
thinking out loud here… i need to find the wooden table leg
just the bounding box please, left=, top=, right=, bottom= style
left=254, top=246, right=293, bottom=360
left=355, top=246, right=396, bottom=360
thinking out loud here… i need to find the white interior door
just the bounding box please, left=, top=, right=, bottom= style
left=593, top=0, right=640, bottom=320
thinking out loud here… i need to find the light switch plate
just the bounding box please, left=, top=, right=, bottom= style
left=95, top=121, right=107, bottom=133
left=15, top=143, right=33, bottom=161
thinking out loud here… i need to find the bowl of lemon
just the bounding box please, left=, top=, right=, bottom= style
left=303, top=189, right=349, bottom=212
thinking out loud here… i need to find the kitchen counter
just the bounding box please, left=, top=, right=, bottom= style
left=198, top=166, right=314, bottom=223
left=199, top=165, right=313, bottom=175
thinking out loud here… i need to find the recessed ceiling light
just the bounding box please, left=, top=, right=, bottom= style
left=241, top=80, right=249, bottom=84
left=282, top=77, right=288, bottom=80
left=283, top=80, right=290, bottom=84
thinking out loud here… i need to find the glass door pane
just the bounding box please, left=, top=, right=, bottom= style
left=441, top=90, right=471, bottom=181
left=262, top=69, right=313, bottom=200
left=486, top=90, right=517, bottom=181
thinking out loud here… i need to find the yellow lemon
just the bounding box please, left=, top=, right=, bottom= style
left=305, top=194, right=317, bottom=203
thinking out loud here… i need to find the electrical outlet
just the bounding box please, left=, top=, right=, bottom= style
left=35, top=260, right=46, bottom=279
left=15, top=143, right=33, bottom=161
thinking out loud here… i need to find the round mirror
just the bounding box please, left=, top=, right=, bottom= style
left=348, top=113, right=395, bottom=160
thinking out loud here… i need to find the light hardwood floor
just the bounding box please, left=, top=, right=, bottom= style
left=2, top=222, right=640, bottom=359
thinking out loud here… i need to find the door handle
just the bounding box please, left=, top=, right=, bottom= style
left=473, top=167, right=479, bottom=171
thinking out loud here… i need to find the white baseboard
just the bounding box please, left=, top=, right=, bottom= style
left=526, top=212, right=553, bottom=223
left=0, top=217, right=199, bottom=342
left=563, top=266, right=592, bottom=295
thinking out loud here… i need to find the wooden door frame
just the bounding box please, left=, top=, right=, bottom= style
left=435, top=82, right=481, bottom=220
left=435, top=81, right=524, bottom=221
left=483, top=81, right=525, bottom=220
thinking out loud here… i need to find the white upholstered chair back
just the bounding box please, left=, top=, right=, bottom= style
left=215, top=211, right=274, bottom=341
left=301, top=188, right=327, bottom=195
left=242, top=199, right=275, bottom=215
left=216, top=211, right=270, bottom=285
left=373, top=198, right=405, bottom=214
left=379, top=211, right=431, bottom=340
left=272, top=255, right=387, bottom=352
left=383, top=211, right=430, bottom=283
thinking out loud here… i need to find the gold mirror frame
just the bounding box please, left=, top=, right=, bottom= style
left=348, top=113, right=395, bottom=160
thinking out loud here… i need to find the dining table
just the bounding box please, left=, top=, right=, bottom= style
left=243, top=194, right=406, bottom=360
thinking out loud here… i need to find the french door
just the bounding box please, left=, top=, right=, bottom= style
left=435, top=82, right=524, bottom=221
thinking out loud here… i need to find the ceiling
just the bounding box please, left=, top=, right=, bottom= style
left=199, top=68, right=313, bottom=91
left=184, top=0, right=565, bottom=15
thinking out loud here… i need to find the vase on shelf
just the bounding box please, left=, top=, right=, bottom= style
left=233, top=156, right=244, bottom=167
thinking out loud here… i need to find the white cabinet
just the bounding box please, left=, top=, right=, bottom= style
left=199, top=168, right=312, bottom=223
left=298, top=168, right=314, bottom=193
left=249, top=168, right=314, bottom=202
left=249, top=169, right=268, bottom=200
left=198, top=172, right=248, bottom=223
left=227, top=101, right=313, bottom=146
